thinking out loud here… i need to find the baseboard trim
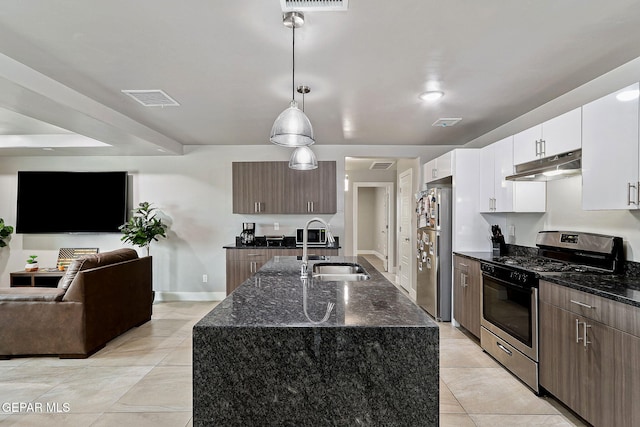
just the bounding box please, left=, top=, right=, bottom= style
left=357, top=250, right=386, bottom=261
left=154, top=291, right=224, bottom=302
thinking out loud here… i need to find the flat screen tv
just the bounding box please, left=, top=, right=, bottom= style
left=16, top=171, right=128, bottom=233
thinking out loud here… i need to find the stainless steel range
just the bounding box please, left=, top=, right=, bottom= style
left=480, top=230, right=623, bottom=394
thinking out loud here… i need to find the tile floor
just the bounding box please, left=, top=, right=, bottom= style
left=0, top=258, right=588, bottom=426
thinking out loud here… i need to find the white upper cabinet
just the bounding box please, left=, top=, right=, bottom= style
left=582, top=83, right=640, bottom=210
left=513, top=107, right=582, bottom=165
left=423, top=151, right=453, bottom=184
left=479, top=136, right=514, bottom=213
left=479, top=136, right=546, bottom=213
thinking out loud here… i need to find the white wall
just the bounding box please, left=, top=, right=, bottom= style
left=507, top=175, right=640, bottom=261
left=0, top=144, right=441, bottom=299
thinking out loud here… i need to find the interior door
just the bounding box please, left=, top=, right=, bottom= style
left=398, top=170, right=412, bottom=293
left=382, top=189, right=390, bottom=271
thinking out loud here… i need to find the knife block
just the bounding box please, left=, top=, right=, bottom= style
left=491, top=237, right=506, bottom=257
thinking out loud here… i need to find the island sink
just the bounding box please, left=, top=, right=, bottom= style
left=311, top=262, right=370, bottom=281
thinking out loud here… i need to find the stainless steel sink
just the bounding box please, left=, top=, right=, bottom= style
left=311, top=262, right=370, bottom=281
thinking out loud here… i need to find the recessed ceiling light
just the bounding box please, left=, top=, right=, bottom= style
left=616, top=89, right=640, bottom=102
left=419, top=91, right=444, bottom=101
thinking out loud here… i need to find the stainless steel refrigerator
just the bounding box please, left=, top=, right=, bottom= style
left=416, top=187, right=452, bottom=321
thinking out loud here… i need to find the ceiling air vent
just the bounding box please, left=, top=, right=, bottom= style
left=432, top=118, right=462, bottom=128
left=280, top=0, right=348, bottom=12
left=370, top=161, right=395, bottom=170
left=121, top=90, right=180, bottom=107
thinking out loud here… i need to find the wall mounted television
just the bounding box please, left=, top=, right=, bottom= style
left=16, top=171, right=128, bottom=234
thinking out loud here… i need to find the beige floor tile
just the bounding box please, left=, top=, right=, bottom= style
left=441, top=367, right=558, bottom=415
left=125, top=319, right=192, bottom=339
left=440, top=413, right=477, bottom=427
left=91, top=411, right=192, bottom=427
left=108, top=366, right=191, bottom=412
left=440, top=380, right=465, bottom=414
left=32, top=366, right=152, bottom=413
left=438, top=323, right=471, bottom=340
left=186, top=416, right=193, bottom=427
left=86, top=336, right=185, bottom=367
left=3, top=412, right=101, bottom=427
left=439, top=339, right=498, bottom=368
left=0, top=383, right=56, bottom=405
left=158, top=340, right=192, bottom=366
left=470, top=414, right=578, bottom=426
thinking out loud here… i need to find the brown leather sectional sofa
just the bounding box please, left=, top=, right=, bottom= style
left=0, top=248, right=152, bottom=359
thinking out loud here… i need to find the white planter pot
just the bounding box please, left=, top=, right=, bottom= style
left=25, top=262, right=39, bottom=272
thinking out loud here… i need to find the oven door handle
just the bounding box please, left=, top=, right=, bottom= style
left=496, top=342, right=513, bottom=356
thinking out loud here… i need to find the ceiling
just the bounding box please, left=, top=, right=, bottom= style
left=1, top=0, right=640, bottom=156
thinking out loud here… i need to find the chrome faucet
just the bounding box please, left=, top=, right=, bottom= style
left=300, top=217, right=335, bottom=278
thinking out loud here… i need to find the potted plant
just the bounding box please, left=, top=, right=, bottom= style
left=0, top=218, right=13, bottom=248
left=25, top=255, right=39, bottom=272
left=119, top=202, right=168, bottom=256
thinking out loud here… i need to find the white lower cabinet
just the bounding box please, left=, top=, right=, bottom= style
left=582, top=82, right=640, bottom=210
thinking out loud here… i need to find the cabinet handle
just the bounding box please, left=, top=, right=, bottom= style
left=461, top=272, right=468, bottom=288
left=576, top=318, right=581, bottom=344
left=497, top=342, right=512, bottom=356
left=432, top=168, right=437, bottom=179
left=628, top=183, right=637, bottom=206
left=583, top=323, right=592, bottom=348
left=637, top=181, right=640, bottom=206
left=535, top=139, right=540, bottom=157
left=311, top=201, right=314, bottom=212
left=247, top=253, right=262, bottom=257
left=540, top=139, right=546, bottom=157
left=459, top=263, right=468, bottom=268
left=570, top=299, right=594, bottom=309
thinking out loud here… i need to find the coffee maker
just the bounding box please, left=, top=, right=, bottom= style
left=240, top=222, right=255, bottom=245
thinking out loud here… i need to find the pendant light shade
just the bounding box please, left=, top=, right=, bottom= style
left=270, top=11, right=315, bottom=147
left=289, top=146, right=318, bottom=170
left=270, top=100, right=315, bottom=147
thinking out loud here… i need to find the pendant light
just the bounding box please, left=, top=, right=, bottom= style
left=289, top=85, right=318, bottom=170
left=270, top=11, right=315, bottom=147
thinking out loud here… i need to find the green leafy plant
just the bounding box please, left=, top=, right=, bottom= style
left=0, top=218, right=14, bottom=248
left=26, top=255, right=38, bottom=264
left=119, top=202, right=168, bottom=256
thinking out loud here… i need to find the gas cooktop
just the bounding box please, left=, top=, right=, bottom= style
left=492, top=256, right=595, bottom=274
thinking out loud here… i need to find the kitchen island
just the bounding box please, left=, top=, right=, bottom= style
left=193, top=256, right=439, bottom=426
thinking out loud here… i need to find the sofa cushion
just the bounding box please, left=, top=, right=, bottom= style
left=0, top=287, right=66, bottom=302
left=58, top=248, right=139, bottom=290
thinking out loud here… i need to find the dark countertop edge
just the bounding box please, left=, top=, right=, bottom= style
left=223, top=244, right=341, bottom=249
left=453, top=251, right=640, bottom=308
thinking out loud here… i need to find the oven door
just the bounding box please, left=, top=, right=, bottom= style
left=481, top=273, right=538, bottom=361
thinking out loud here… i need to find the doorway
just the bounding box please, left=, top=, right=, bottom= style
left=352, top=182, right=395, bottom=274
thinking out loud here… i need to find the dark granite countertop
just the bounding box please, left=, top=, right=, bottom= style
left=197, top=256, right=437, bottom=328
left=454, top=251, right=640, bottom=308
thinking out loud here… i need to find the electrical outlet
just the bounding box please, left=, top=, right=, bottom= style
left=274, top=222, right=279, bottom=230
left=202, top=274, right=208, bottom=283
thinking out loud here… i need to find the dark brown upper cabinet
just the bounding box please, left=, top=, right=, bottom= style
left=232, top=161, right=336, bottom=214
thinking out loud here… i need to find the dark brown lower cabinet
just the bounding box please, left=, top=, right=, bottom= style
left=539, top=280, right=639, bottom=427
left=225, top=248, right=339, bottom=294
left=452, top=255, right=481, bottom=338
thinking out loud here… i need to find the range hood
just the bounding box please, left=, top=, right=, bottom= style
left=506, top=149, right=581, bottom=182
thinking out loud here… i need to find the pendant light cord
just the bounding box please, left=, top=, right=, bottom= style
left=292, top=24, right=296, bottom=103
